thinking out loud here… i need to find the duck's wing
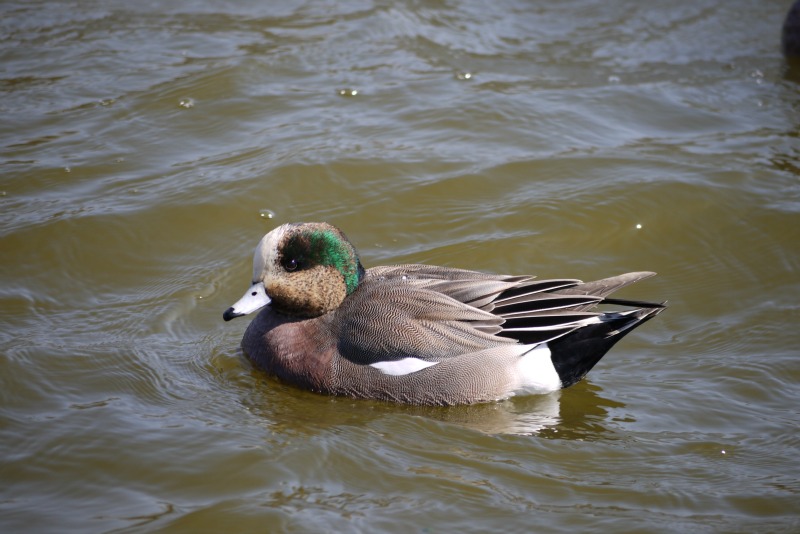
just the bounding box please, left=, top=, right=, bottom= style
left=367, top=264, right=533, bottom=309
left=334, top=271, right=516, bottom=367
left=338, top=266, right=664, bottom=364
left=489, top=271, right=664, bottom=344
left=335, top=265, right=603, bottom=366
left=554, top=271, right=658, bottom=309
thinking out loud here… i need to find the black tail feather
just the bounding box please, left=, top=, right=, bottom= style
left=549, top=306, right=663, bottom=388
left=601, top=297, right=668, bottom=309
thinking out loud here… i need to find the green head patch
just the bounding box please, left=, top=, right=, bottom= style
left=281, top=225, right=364, bottom=294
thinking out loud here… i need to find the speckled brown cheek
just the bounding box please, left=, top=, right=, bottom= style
left=267, top=266, right=347, bottom=317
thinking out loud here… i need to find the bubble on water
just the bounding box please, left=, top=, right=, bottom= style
left=99, top=98, right=115, bottom=107
left=456, top=71, right=473, bottom=80
left=749, top=69, right=764, bottom=85
left=179, top=98, right=195, bottom=109
left=337, top=88, right=358, bottom=97
left=64, top=166, right=71, bottom=173
left=608, top=75, right=621, bottom=84
left=636, top=223, right=642, bottom=229
left=259, top=209, right=276, bottom=220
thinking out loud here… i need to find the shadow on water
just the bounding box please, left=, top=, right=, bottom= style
left=783, top=0, right=800, bottom=83
left=236, top=363, right=625, bottom=439
left=783, top=55, right=800, bottom=84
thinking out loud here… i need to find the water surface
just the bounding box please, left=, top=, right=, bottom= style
left=1, top=0, right=799, bottom=532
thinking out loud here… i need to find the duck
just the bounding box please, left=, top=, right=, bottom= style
left=223, top=222, right=664, bottom=406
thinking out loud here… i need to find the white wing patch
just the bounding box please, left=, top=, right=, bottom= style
left=370, top=358, right=439, bottom=376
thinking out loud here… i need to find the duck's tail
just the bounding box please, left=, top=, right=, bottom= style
left=549, top=304, right=665, bottom=388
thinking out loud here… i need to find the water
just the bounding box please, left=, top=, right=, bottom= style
left=2, top=0, right=799, bottom=532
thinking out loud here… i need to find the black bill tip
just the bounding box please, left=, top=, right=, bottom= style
left=222, top=307, right=244, bottom=322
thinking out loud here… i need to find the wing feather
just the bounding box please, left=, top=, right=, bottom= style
left=334, top=265, right=661, bottom=366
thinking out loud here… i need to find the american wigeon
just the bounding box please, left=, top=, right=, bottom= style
left=223, top=222, right=664, bottom=405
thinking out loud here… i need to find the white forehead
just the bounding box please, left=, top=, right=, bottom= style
left=252, top=224, right=290, bottom=282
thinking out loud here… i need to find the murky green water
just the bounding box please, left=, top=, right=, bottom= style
left=2, top=0, right=799, bottom=532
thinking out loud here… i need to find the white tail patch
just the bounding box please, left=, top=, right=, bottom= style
left=370, top=358, right=439, bottom=376
left=514, top=343, right=562, bottom=394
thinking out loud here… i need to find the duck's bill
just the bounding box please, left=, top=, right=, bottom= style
left=223, top=282, right=271, bottom=321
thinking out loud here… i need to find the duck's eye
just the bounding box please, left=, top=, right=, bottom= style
left=285, top=258, right=299, bottom=271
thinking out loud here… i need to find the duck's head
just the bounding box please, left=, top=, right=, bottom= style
left=223, top=222, right=365, bottom=320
